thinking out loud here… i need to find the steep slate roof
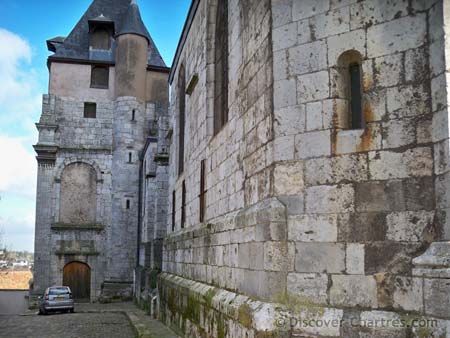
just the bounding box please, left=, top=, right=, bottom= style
left=47, top=0, right=166, bottom=68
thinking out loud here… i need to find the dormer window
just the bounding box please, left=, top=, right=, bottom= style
left=88, top=14, right=114, bottom=51
left=90, top=27, right=111, bottom=50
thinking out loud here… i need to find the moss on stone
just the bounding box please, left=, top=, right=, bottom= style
left=238, top=303, right=253, bottom=329
left=273, top=292, right=325, bottom=316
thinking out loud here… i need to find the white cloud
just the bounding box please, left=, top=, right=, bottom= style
left=0, top=135, right=37, bottom=199
left=0, top=28, right=42, bottom=252
left=0, top=28, right=43, bottom=133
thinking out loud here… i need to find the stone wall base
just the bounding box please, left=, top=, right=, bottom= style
left=158, top=272, right=450, bottom=338
left=99, top=281, right=133, bottom=303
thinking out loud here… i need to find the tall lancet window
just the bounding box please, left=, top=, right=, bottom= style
left=213, top=0, right=229, bottom=135
left=178, top=64, right=186, bottom=175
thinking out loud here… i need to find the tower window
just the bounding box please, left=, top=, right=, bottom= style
left=84, top=102, right=97, bottom=118
left=335, top=50, right=364, bottom=130
left=126, top=199, right=130, bottom=209
left=349, top=63, right=363, bottom=129
left=91, top=65, right=109, bottom=88
left=172, top=190, right=176, bottom=232
left=90, top=27, right=111, bottom=50
left=178, top=64, right=186, bottom=176
left=213, top=0, right=229, bottom=134
left=181, top=181, right=186, bottom=229
left=132, top=109, right=136, bottom=121
left=199, top=159, right=206, bottom=223
left=128, top=153, right=132, bottom=163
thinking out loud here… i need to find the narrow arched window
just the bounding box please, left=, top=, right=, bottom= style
left=213, top=0, right=229, bottom=134
left=90, top=27, right=110, bottom=50
left=178, top=64, right=186, bottom=175
left=335, top=50, right=364, bottom=129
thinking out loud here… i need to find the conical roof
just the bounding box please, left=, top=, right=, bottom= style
left=47, top=0, right=166, bottom=68
left=116, top=0, right=151, bottom=42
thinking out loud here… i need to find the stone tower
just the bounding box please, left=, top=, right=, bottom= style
left=33, top=0, right=169, bottom=302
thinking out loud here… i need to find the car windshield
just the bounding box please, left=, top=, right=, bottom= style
left=48, top=288, right=70, bottom=295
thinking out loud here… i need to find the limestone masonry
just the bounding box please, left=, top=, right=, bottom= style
left=34, top=0, right=450, bottom=337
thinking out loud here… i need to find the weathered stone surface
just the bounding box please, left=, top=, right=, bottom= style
left=295, top=130, right=331, bottom=159
left=386, top=211, right=435, bottom=242
left=273, top=162, right=304, bottom=195
left=330, top=275, right=378, bottom=308
left=295, top=242, right=345, bottom=273
left=346, top=243, right=365, bottom=274
left=305, top=184, right=354, bottom=213
left=364, top=242, right=424, bottom=274
left=424, top=278, right=450, bottom=318
left=287, top=272, right=328, bottom=304
left=288, top=214, right=338, bottom=242
left=367, top=14, right=427, bottom=58
left=393, top=276, right=423, bottom=312
left=338, top=212, right=387, bottom=242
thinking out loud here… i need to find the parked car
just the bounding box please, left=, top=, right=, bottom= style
left=38, top=286, right=75, bottom=315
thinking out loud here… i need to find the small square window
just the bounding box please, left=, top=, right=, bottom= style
left=91, top=66, right=109, bottom=88
left=84, top=102, right=97, bottom=118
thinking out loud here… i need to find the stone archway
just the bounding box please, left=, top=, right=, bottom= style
left=63, top=261, right=91, bottom=301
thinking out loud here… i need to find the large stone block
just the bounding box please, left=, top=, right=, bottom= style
left=338, top=212, right=387, bottom=242
left=295, top=130, right=331, bottom=159
left=346, top=243, right=365, bottom=275
left=305, top=184, right=354, bottom=213
left=368, top=148, right=433, bottom=180
left=364, top=242, right=423, bottom=275
left=304, top=153, right=368, bottom=185
left=297, top=71, right=330, bottom=103
left=310, top=6, right=350, bottom=40
left=393, top=276, right=423, bottom=312
left=292, top=0, right=329, bottom=21
left=381, top=118, right=416, bottom=149
left=273, top=162, right=304, bottom=195
left=273, top=22, right=298, bottom=51
left=274, top=104, right=306, bottom=136
left=264, top=241, right=295, bottom=272
left=287, top=272, right=328, bottom=305
left=327, top=29, right=366, bottom=64
left=386, top=211, right=435, bottom=242
left=330, top=275, right=378, bottom=308
left=288, top=40, right=327, bottom=75
left=288, top=214, right=338, bottom=242
left=295, top=242, right=345, bottom=273
left=350, top=0, right=409, bottom=29
left=424, top=278, right=450, bottom=318
left=367, top=14, right=427, bottom=58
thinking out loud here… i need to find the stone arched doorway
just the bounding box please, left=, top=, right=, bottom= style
left=63, top=261, right=91, bottom=301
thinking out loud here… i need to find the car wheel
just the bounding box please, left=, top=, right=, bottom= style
left=70, top=308, right=75, bottom=313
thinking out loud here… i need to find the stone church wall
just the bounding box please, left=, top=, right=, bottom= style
left=160, top=0, right=450, bottom=337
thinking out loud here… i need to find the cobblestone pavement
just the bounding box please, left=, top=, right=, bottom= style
left=0, top=312, right=136, bottom=338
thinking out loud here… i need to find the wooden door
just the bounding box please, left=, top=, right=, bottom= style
left=63, top=261, right=90, bottom=300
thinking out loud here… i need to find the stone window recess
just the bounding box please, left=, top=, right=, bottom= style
left=178, top=64, right=186, bottom=175
left=126, top=199, right=130, bottom=210
left=334, top=50, right=364, bottom=129
left=132, top=109, right=136, bottom=121
left=90, top=27, right=111, bottom=50
left=199, top=159, right=206, bottom=223
left=128, top=152, right=133, bottom=163
left=181, top=181, right=186, bottom=229
left=91, top=65, right=109, bottom=88
left=60, top=163, right=97, bottom=225
left=172, top=190, right=176, bottom=232
left=213, top=0, right=229, bottom=135
left=84, top=102, right=97, bottom=118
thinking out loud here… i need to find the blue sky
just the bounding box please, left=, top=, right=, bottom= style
left=0, top=0, right=190, bottom=252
